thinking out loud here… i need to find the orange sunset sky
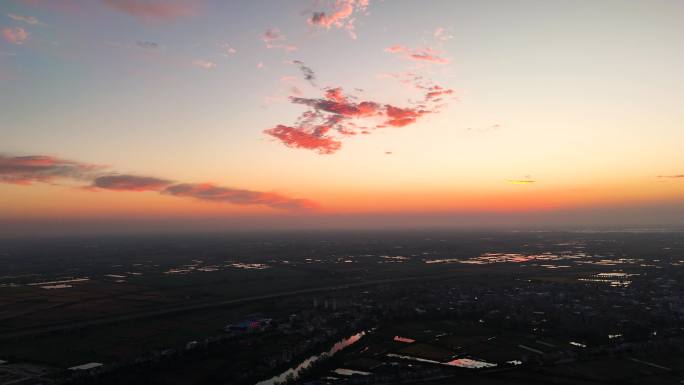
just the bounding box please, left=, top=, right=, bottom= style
left=1, top=0, right=684, bottom=234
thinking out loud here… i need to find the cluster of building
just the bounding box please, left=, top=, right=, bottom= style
left=2, top=254, right=682, bottom=385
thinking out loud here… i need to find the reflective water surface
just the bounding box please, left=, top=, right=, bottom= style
left=255, top=331, right=366, bottom=385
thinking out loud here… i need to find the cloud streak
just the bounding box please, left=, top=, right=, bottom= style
left=92, top=174, right=173, bottom=191
left=508, top=180, right=536, bottom=185
left=384, top=45, right=449, bottom=64
left=163, top=183, right=317, bottom=210
left=136, top=40, right=160, bottom=50
left=0, top=155, right=102, bottom=185
left=1, top=154, right=315, bottom=211
left=7, top=14, right=44, bottom=25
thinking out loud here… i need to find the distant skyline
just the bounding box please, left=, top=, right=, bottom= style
left=1, top=0, right=684, bottom=235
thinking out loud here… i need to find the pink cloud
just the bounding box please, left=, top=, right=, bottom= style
left=102, top=0, right=197, bottom=21
left=263, top=124, right=342, bottom=154
left=383, top=45, right=406, bottom=54
left=384, top=45, right=449, bottom=64
left=433, top=27, right=453, bottom=41
left=310, top=2, right=354, bottom=28
left=308, top=0, right=370, bottom=39
left=1, top=27, right=29, bottom=45
left=384, top=105, right=427, bottom=127
left=261, top=28, right=297, bottom=52
left=425, top=85, right=454, bottom=100
left=264, top=76, right=453, bottom=154
left=290, top=91, right=381, bottom=118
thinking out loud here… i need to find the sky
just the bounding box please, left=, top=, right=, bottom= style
left=1, top=0, right=684, bottom=235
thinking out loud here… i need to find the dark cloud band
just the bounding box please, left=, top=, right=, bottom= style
left=0, top=154, right=314, bottom=211
left=92, top=174, right=172, bottom=191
